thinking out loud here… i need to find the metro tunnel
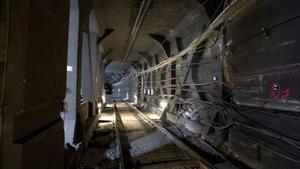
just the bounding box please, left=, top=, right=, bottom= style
left=0, top=0, right=299, bottom=169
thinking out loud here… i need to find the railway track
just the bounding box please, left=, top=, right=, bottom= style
left=111, top=100, right=238, bottom=169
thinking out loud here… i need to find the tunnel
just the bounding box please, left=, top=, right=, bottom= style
left=0, top=0, right=299, bottom=169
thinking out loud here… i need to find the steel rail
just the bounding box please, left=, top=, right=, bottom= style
left=122, top=100, right=214, bottom=169
left=113, top=100, right=125, bottom=169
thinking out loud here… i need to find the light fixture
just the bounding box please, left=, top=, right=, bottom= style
left=159, top=100, right=168, bottom=109
left=151, top=89, right=154, bottom=95
left=102, top=94, right=106, bottom=104
left=134, top=95, right=138, bottom=104
left=67, top=65, right=73, bottom=72
left=97, top=101, right=103, bottom=114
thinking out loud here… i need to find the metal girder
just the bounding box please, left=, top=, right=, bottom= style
left=97, top=28, right=114, bottom=44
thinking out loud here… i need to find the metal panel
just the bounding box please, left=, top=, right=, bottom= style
left=226, top=0, right=300, bottom=112
left=3, top=0, right=69, bottom=168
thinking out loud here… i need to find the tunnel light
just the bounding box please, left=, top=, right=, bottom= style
left=134, top=95, right=138, bottom=104
left=67, top=65, right=73, bottom=72
left=97, top=102, right=102, bottom=114
left=97, top=103, right=102, bottom=109
left=102, top=94, right=106, bottom=104
left=159, top=100, right=168, bottom=109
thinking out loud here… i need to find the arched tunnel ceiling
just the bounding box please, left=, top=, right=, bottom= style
left=94, top=0, right=213, bottom=64
left=105, top=62, right=132, bottom=84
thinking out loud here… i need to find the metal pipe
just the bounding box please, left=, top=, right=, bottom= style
left=131, top=0, right=147, bottom=36
left=123, top=0, right=153, bottom=63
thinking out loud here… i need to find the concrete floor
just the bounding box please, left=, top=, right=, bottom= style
left=78, top=102, right=209, bottom=169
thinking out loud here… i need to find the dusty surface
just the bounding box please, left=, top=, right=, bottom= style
left=78, top=102, right=208, bottom=169
left=78, top=108, right=118, bottom=169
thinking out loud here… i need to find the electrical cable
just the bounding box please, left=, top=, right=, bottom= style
left=208, top=0, right=226, bottom=24
left=134, top=0, right=251, bottom=77
left=123, top=0, right=152, bottom=62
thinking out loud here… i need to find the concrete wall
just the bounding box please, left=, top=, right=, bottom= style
left=2, top=0, right=69, bottom=169
left=0, top=1, right=106, bottom=168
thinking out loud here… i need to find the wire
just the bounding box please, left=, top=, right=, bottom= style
left=134, top=29, right=223, bottom=80
left=123, top=0, right=152, bottom=62
left=208, top=0, right=226, bottom=24
left=138, top=3, right=213, bottom=62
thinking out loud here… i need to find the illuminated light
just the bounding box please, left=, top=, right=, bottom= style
left=159, top=100, right=168, bottom=109
left=97, top=102, right=102, bottom=114
left=97, top=103, right=102, bottom=109
left=118, top=88, right=121, bottom=92
left=67, top=65, right=73, bottom=72
left=106, top=103, right=114, bottom=108
left=134, top=95, right=138, bottom=104
left=102, top=94, right=106, bottom=103
left=125, top=92, right=129, bottom=100
left=98, top=115, right=113, bottom=122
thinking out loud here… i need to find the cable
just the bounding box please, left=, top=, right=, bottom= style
left=134, top=0, right=253, bottom=77
left=208, top=0, right=226, bottom=24
left=123, top=0, right=152, bottom=62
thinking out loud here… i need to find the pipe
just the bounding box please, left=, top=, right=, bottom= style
left=122, top=0, right=153, bottom=63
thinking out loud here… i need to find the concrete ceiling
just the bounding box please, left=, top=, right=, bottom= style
left=94, top=0, right=223, bottom=84
left=93, top=0, right=204, bottom=63
left=94, top=0, right=132, bottom=62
